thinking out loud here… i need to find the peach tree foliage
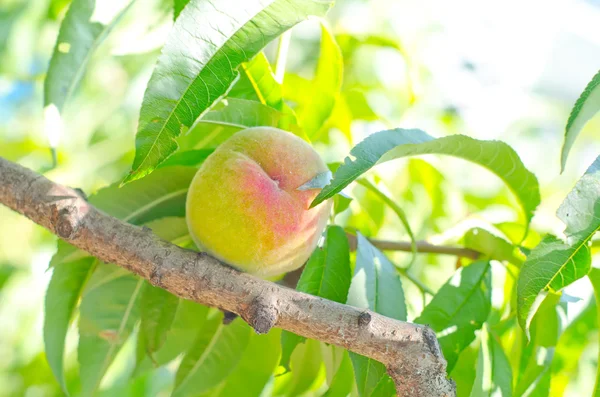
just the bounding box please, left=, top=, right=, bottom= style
left=38, top=0, right=600, bottom=396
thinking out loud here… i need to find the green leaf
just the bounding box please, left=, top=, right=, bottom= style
left=517, top=236, right=590, bottom=337
left=176, top=97, right=304, bottom=151
left=294, top=22, right=343, bottom=139
left=78, top=264, right=143, bottom=396
left=347, top=233, right=406, bottom=397
left=124, top=0, right=333, bottom=184
left=322, top=351, right=354, bottom=397
left=157, top=149, right=213, bottom=169
left=333, top=193, right=352, bottom=216
left=298, top=225, right=352, bottom=302
left=551, top=295, right=597, bottom=395
left=297, top=170, right=333, bottom=191
left=463, top=227, right=524, bottom=266
left=0, top=5, right=25, bottom=55
left=356, top=178, right=416, bottom=265
left=280, top=332, right=304, bottom=373
left=561, top=69, right=600, bottom=172
left=415, top=261, right=492, bottom=371
left=349, top=353, right=388, bottom=397
left=201, top=98, right=301, bottom=134
left=469, top=326, right=512, bottom=397
left=173, top=0, right=188, bottom=19
left=44, top=0, right=135, bottom=112
left=274, top=338, right=324, bottom=396
left=589, top=268, right=600, bottom=396
left=173, top=317, right=252, bottom=396
left=134, top=299, right=210, bottom=377
left=311, top=129, right=540, bottom=229
left=347, top=233, right=407, bottom=320
left=213, top=330, right=281, bottom=396
left=280, top=225, right=351, bottom=370
left=139, top=282, right=179, bottom=357
left=514, top=293, right=566, bottom=397
left=44, top=257, right=96, bottom=394
left=50, top=167, right=196, bottom=267
left=518, top=156, right=600, bottom=335
left=241, top=52, right=289, bottom=113
left=370, top=375, right=396, bottom=397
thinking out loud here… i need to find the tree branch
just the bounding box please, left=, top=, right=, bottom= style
left=0, top=157, right=456, bottom=397
left=346, top=233, right=480, bottom=260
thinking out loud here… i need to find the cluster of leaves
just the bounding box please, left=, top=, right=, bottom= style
left=36, top=0, right=600, bottom=396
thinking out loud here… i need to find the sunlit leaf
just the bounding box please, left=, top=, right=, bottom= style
left=469, top=326, right=512, bottom=397
left=348, top=232, right=406, bottom=320
left=78, top=264, right=143, bottom=396
left=124, top=0, right=333, bottom=184
left=347, top=233, right=406, bottom=396
left=280, top=225, right=351, bottom=370
left=407, top=159, right=446, bottom=224
left=294, top=22, right=343, bottom=140
left=241, top=52, right=290, bottom=114
left=311, top=129, right=540, bottom=228
left=463, top=227, right=524, bottom=266
left=0, top=5, right=25, bottom=55
left=335, top=33, right=414, bottom=103
left=176, top=97, right=304, bottom=152
left=44, top=257, right=96, bottom=394
left=515, top=293, right=566, bottom=396
left=561, top=69, right=600, bottom=172
left=44, top=0, right=135, bottom=112
left=550, top=295, right=597, bottom=395
left=518, top=156, right=600, bottom=335
left=333, top=193, right=352, bottom=216
left=589, top=268, right=600, bottom=396
left=173, top=317, right=251, bottom=396
left=415, top=261, right=492, bottom=371
left=356, top=178, right=416, bottom=265
left=201, top=98, right=301, bottom=134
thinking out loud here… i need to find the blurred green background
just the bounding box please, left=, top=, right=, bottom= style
left=1, top=0, right=600, bottom=395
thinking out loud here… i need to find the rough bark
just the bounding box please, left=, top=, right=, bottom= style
left=0, top=157, right=456, bottom=397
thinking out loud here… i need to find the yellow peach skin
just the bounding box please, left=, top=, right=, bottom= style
left=185, top=127, right=332, bottom=277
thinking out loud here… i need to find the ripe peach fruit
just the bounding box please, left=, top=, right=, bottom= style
left=185, top=127, right=332, bottom=277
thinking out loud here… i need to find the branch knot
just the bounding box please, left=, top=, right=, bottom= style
left=242, top=296, right=278, bottom=334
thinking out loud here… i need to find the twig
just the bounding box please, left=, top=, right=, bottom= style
left=346, top=233, right=480, bottom=260
left=0, top=157, right=456, bottom=397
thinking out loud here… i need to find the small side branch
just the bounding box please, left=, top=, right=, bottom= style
left=0, top=157, right=456, bottom=397
left=346, top=233, right=480, bottom=260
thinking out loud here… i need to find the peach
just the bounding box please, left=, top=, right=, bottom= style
left=185, top=127, right=332, bottom=277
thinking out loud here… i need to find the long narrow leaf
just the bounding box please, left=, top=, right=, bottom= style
left=347, top=233, right=406, bottom=396
left=44, top=257, right=96, bottom=394
left=518, top=156, right=600, bottom=335
left=415, top=261, right=492, bottom=371
left=311, top=129, right=540, bottom=228
left=561, top=69, right=600, bottom=172
left=44, top=0, right=135, bottom=112
left=124, top=0, right=333, bottom=184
